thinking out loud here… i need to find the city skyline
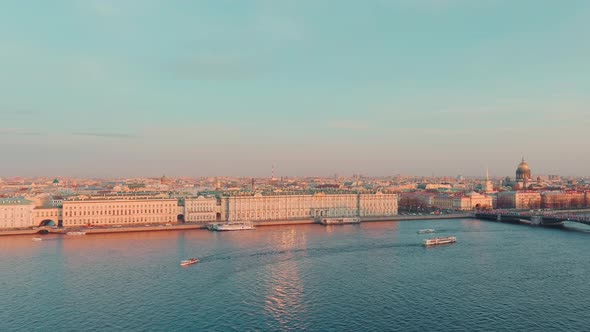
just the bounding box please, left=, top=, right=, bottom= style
left=2, top=1, right=589, bottom=177
left=0, top=157, right=587, bottom=179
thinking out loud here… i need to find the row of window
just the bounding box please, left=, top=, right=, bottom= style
left=0, top=207, right=31, bottom=211
left=0, top=214, right=29, bottom=218
left=36, top=212, right=59, bottom=217
left=0, top=221, right=31, bottom=228
left=64, top=203, right=175, bottom=210
left=186, top=207, right=215, bottom=212
left=186, top=203, right=216, bottom=207
left=66, top=216, right=172, bottom=225
left=65, top=209, right=173, bottom=217
left=187, top=214, right=216, bottom=221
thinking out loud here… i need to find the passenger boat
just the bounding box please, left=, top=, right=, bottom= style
left=66, top=231, right=86, bottom=236
left=319, top=217, right=361, bottom=225
left=417, top=229, right=435, bottom=234
left=180, top=258, right=199, bottom=267
left=423, top=236, right=456, bottom=246
left=211, top=222, right=255, bottom=231
left=32, top=237, right=43, bottom=241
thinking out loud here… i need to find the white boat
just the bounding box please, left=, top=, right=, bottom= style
left=180, top=258, right=199, bottom=267
left=417, top=229, right=435, bottom=234
left=32, top=237, right=43, bottom=241
left=423, top=236, right=456, bottom=246
left=66, top=231, right=86, bottom=236
left=319, top=217, right=361, bottom=225
left=211, top=222, right=255, bottom=231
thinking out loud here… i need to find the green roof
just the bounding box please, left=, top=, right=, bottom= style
left=0, top=197, right=33, bottom=205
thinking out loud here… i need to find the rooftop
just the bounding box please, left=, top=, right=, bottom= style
left=0, top=197, right=33, bottom=205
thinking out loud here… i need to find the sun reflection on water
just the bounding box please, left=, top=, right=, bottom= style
left=262, top=228, right=307, bottom=330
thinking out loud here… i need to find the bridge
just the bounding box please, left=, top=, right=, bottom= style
left=475, top=210, right=590, bottom=227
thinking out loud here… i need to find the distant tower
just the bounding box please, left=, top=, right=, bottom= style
left=484, top=167, right=494, bottom=193
left=252, top=178, right=256, bottom=191
left=216, top=178, right=221, bottom=190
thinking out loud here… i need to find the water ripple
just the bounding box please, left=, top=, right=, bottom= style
left=0, top=220, right=588, bottom=331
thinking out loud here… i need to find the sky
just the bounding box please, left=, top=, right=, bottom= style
left=1, top=0, right=589, bottom=178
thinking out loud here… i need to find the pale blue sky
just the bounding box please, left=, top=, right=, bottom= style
left=1, top=0, right=589, bottom=177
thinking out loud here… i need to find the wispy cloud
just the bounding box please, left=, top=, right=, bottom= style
left=171, top=55, right=259, bottom=80
left=90, top=1, right=122, bottom=18
left=0, top=109, right=39, bottom=121
left=72, top=132, right=136, bottom=138
left=328, top=121, right=371, bottom=130
left=254, top=8, right=305, bottom=42
left=0, top=128, right=48, bottom=136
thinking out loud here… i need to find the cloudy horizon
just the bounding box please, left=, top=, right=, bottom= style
left=1, top=1, right=589, bottom=178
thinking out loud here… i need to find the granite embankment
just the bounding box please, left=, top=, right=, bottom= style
left=0, top=213, right=473, bottom=236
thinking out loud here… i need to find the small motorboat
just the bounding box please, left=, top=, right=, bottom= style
left=417, top=229, right=435, bottom=234
left=180, top=258, right=199, bottom=267
left=32, top=237, right=43, bottom=241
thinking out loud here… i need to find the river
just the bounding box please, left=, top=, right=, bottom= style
left=1, top=218, right=589, bottom=331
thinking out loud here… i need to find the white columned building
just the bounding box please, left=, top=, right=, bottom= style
left=0, top=197, right=35, bottom=229
left=221, top=192, right=398, bottom=222
left=62, top=195, right=178, bottom=227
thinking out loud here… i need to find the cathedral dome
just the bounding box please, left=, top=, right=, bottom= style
left=516, top=158, right=531, bottom=181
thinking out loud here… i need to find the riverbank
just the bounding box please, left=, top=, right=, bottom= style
left=361, top=213, right=472, bottom=222
left=0, top=213, right=474, bottom=236
left=255, top=214, right=473, bottom=227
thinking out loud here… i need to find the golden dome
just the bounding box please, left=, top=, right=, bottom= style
left=516, top=157, right=531, bottom=180
left=517, top=159, right=529, bottom=170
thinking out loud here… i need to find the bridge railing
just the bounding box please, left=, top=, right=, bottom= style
left=478, top=210, right=590, bottom=222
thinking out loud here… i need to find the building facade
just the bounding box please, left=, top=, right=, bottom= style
left=466, top=192, right=493, bottom=210
left=497, top=191, right=541, bottom=209
left=62, top=196, right=178, bottom=227
left=1, top=192, right=401, bottom=228
left=540, top=191, right=586, bottom=209
left=0, top=197, right=34, bottom=229
left=404, top=192, right=492, bottom=211
left=358, top=193, right=398, bottom=216
left=184, top=196, right=218, bottom=223
left=432, top=195, right=473, bottom=211
left=221, top=192, right=397, bottom=222
left=33, top=208, right=62, bottom=226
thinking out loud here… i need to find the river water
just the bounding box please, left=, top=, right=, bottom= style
left=1, top=219, right=589, bottom=331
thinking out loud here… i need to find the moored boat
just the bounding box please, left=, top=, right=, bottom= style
left=66, top=231, right=86, bottom=236
left=319, top=217, right=361, bottom=225
left=423, top=236, right=456, bottom=246
left=180, top=258, right=199, bottom=267
left=211, top=222, right=255, bottom=231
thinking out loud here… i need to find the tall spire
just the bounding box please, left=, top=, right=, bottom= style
left=484, top=166, right=493, bottom=193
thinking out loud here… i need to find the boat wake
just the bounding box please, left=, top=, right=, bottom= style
left=197, top=241, right=423, bottom=265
